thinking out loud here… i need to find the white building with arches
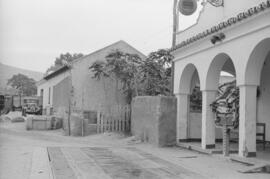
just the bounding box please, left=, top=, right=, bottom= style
left=172, top=0, right=270, bottom=158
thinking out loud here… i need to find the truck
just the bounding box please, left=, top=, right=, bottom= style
left=8, top=95, right=42, bottom=115
left=21, top=96, right=43, bottom=115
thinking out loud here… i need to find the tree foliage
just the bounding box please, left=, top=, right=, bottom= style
left=139, top=49, right=173, bottom=96
left=90, top=50, right=142, bottom=103
left=7, top=74, right=37, bottom=96
left=89, top=49, right=174, bottom=103
left=210, top=80, right=239, bottom=129
left=46, top=52, right=84, bottom=73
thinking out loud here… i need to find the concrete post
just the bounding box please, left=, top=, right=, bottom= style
left=223, top=125, right=230, bottom=157
left=201, top=90, right=216, bottom=149
left=238, top=85, right=257, bottom=157
left=175, top=93, right=189, bottom=144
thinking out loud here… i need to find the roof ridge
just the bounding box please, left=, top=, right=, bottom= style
left=71, top=40, right=126, bottom=64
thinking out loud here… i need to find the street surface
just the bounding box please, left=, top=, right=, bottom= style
left=0, top=121, right=269, bottom=179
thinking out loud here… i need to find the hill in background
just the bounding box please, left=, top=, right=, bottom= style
left=0, top=62, right=43, bottom=94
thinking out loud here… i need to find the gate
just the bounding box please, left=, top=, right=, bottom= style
left=97, top=105, right=131, bottom=133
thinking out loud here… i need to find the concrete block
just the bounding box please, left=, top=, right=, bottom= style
left=11, top=116, right=25, bottom=123
left=26, top=115, right=53, bottom=130
left=26, top=116, right=34, bottom=130
left=131, top=96, right=177, bottom=147
left=70, top=114, right=83, bottom=136
left=83, top=119, right=97, bottom=136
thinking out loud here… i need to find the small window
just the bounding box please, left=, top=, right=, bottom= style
left=83, top=111, right=97, bottom=124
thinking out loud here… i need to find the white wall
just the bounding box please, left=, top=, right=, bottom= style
left=71, top=41, right=146, bottom=112
left=37, top=71, right=70, bottom=109
left=257, top=53, right=270, bottom=141
left=173, top=0, right=270, bottom=155
left=176, top=0, right=267, bottom=44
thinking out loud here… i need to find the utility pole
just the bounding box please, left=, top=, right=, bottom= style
left=172, top=0, right=178, bottom=47
left=171, top=0, right=178, bottom=96
left=67, top=65, right=72, bottom=136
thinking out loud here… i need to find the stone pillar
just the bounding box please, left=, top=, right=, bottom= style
left=175, top=93, right=189, bottom=144
left=201, top=90, right=216, bottom=149
left=238, top=85, right=257, bottom=157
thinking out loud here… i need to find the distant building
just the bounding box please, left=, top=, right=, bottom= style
left=172, top=0, right=270, bottom=158
left=37, top=40, right=145, bottom=130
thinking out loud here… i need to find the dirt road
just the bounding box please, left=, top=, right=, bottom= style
left=0, top=122, right=269, bottom=179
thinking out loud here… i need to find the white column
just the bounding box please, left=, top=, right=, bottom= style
left=175, top=93, right=189, bottom=144
left=201, top=90, right=216, bottom=149
left=238, top=85, right=257, bottom=157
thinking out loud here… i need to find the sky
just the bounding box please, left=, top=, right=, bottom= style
left=0, top=0, right=203, bottom=73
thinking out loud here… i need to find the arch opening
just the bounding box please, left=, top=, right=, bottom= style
left=178, top=64, right=202, bottom=144
left=247, top=39, right=270, bottom=158
left=205, top=53, right=237, bottom=150
left=245, top=38, right=270, bottom=86
left=256, top=51, right=270, bottom=156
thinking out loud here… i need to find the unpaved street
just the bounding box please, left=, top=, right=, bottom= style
left=0, top=122, right=269, bottom=179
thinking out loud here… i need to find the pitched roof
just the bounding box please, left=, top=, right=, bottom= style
left=43, top=65, right=70, bottom=80
left=72, top=40, right=146, bottom=65
left=171, top=0, right=270, bottom=52
left=41, top=40, right=145, bottom=81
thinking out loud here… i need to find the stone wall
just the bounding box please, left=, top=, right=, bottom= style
left=63, top=112, right=97, bottom=136
left=26, top=115, right=62, bottom=130
left=131, top=96, right=177, bottom=147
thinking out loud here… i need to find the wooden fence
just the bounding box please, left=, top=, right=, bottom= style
left=97, top=105, right=131, bottom=133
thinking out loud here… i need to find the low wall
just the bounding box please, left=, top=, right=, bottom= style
left=26, top=115, right=62, bottom=130
left=63, top=113, right=97, bottom=136
left=83, top=124, right=97, bottom=136
left=131, top=96, right=177, bottom=147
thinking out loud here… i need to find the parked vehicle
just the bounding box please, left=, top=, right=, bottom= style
left=0, top=95, right=5, bottom=114
left=8, top=95, right=42, bottom=115
left=22, top=97, right=42, bottom=115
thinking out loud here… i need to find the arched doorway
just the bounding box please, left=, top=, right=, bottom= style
left=204, top=53, right=237, bottom=150
left=177, top=64, right=202, bottom=147
left=243, top=38, right=270, bottom=158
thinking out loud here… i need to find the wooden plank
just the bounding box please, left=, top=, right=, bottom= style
left=100, top=114, right=104, bottom=133
left=97, top=113, right=99, bottom=133
left=116, top=119, right=119, bottom=131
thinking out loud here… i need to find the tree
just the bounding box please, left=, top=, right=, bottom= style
left=90, top=50, right=142, bottom=104
left=138, top=49, right=174, bottom=96
left=89, top=49, right=174, bottom=104
left=7, top=74, right=37, bottom=96
left=46, top=52, right=84, bottom=73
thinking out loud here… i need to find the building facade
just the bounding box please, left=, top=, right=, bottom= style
left=172, top=0, right=270, bottom=157
left=70, top=40, right=145, bottom=114
left=37, top=66, right=70, bottom=115
left=37, top=40, right=145, bottom=125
